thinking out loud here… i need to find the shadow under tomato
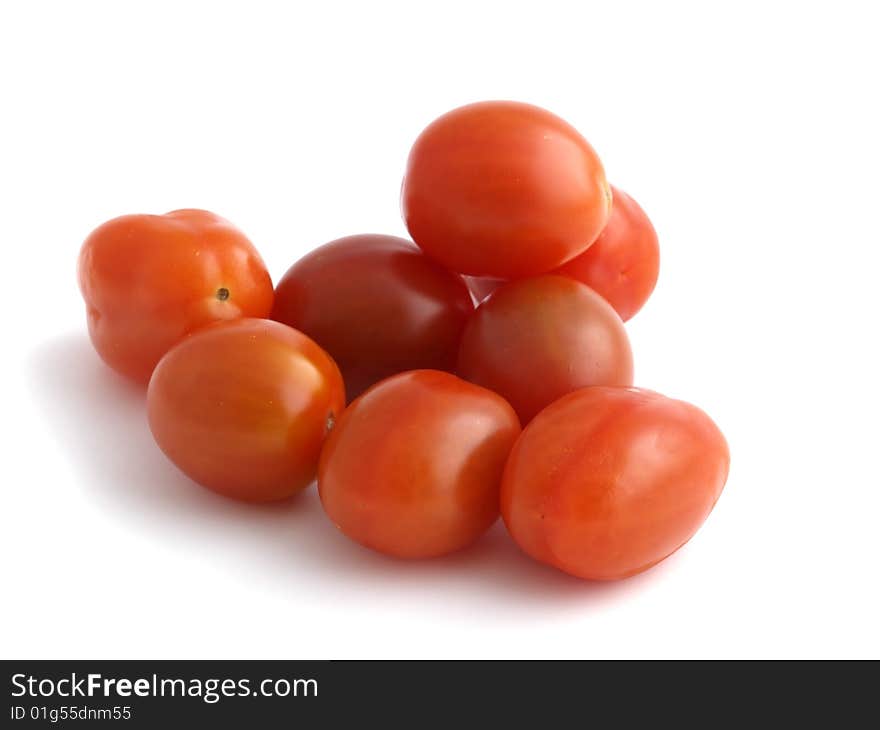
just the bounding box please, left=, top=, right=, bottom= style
left=309, top=515, right=687, bottom=615
left=27, top=333, right=675, bottom=617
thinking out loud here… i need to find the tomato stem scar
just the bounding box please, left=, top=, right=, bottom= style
left=216, top=287, right=230, bottom=301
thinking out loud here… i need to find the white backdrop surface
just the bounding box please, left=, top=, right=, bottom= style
left=1, top=1, right=877, bottom=658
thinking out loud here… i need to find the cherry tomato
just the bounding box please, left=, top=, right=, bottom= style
left=78, top=209, right=274, bottom=383
left=318, top=370, right=521, bottom=558
left=401, top=101, right=611, bottom=278
left=502, top=386, right=730, bottom=580
left=271, top=234, right=474, bottom=400
left=554, top=186, right=659, bottom=321
left=147, top=318, right=345, bottom=502
left=464, top=186, right=661, bottom=321
left=457, top=275, right=633, bottom=424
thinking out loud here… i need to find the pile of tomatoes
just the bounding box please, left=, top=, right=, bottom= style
left=78, top=101, right=729, bottom=581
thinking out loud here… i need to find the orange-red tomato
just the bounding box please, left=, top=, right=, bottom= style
left=554, top=186, right=660, bottom=321
left=318, top=370, right=521, bottom=558
left=464, top=186, right=661, bottom=321
left=401, top=101, right=610, bottom=278
left=78, top=209, right=274, bottom=383
left=502, top=387, right=730, bottom=580
left=271, top=234, right=473, bottom=400
left=457, top=275, right=633, bottom=424
left=147, top=318, right=345, bottom=502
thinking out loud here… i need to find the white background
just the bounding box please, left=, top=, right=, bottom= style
left=2, top=1, right=878, bottom=659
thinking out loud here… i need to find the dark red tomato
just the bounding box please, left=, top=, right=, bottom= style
left=401, top=101, right=611, bottom=278
left=457, top=275, right=633, bottom=424
left=271, top=235, right=474, bottom=400
left=147, top=319, right=345, bottom=502
left=78, top=209, right=273, bottom=383
left=502, top=386, right=730, bottom=581
left=554, top=186, right=659, bottom=321
left=318, top=370, right=521, bottom=559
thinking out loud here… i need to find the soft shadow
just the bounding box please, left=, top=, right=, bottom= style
left=27, top=333, right=670, bottom=615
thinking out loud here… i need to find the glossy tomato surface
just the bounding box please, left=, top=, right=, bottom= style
left=272, top=234, right=473, bottom=400
left=457, top=275, right=633, bottom=424
left=402, top=101, right=610, bottom=278
left=318, top=370, right=521, bottom=559
left=78, top=209, right=274, bottom=383
left=147, top=318, right=345, bottom=502
left=554, top=186, right=660, bottom=321
left=502, top=387, right=730, bottom=580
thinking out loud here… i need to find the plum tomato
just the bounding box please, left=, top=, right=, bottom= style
left=502, top=386, right=730, bottom=580
left=271, top=234, right=474, bottom=400
left=457, top=275, right=633, bottom=424
left=318, top=370, right=521, bottom=559
left=147, top=318, right=345, bottom=502
left=78, top=209, right=274, bottom=383
left=554, top=186, right=660, bottom=321
left=401, top=101, right=611, bottom=278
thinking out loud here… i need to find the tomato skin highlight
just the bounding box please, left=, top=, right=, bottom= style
left=318, top=370, right=521, bottom=559
left=457, top=275, right=634, bottom=424
left=271, top=234, right=474, bottom=401
left=501, top=387, right=730, bottom=580
left=402, top=101, right=610, bottom=278
left=78, top=209, right=274, bottom=384
left=147, top=318, right=345, bottom=503
left=554, top=186, right=660, bottom=322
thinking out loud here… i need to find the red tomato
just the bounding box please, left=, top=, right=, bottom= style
left=401, top=101, right=610, bottom=278
left=272, top=235, right=474, bottom=400
left=554, top=186, right=659, bottom=321
left=78, top=209, right=274, bottom=383
left=502, top=387, right=730, bottom=580
left=318, top=370, right=521, bottom=558
left=457, top=275, right=633, bottom=424
left=147, top=318, right=345, bottom=502
left=464, top=186, right=661, bottom=321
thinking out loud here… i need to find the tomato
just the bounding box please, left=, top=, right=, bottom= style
left=318, top=370, right=521, bottom=558
left=147, top=318, right=345, bottom=502
left=554, top=186, right=659, bottom=321
left=502, top=386, right=730, bottom=580
left=271, top=234, right=474, bottom=400
left=457, top=275, right=633, bottom=424
left=78, top=209, right=274, bottom=383
left=463, top=186, right=661, bottom=321
left=401, top=101, right=610, bottom=278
